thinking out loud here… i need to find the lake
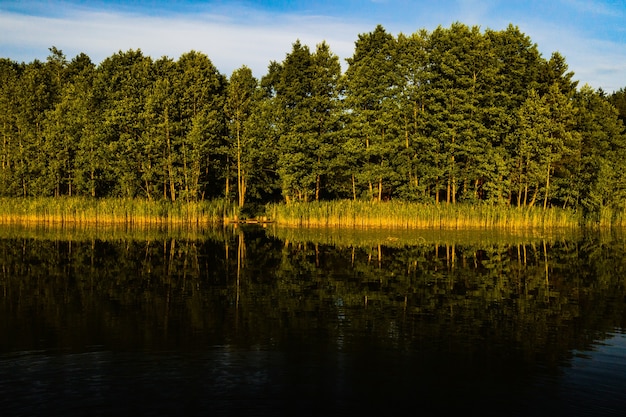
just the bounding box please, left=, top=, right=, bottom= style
left=0, top=224, right=625, bottom=416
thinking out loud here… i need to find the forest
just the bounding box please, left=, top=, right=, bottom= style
left=1, top=22, right=626, bottom=222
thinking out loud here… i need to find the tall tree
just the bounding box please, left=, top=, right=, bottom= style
left=343, top=25, right=398, bottom=201
left=515, top=85, right=578, bottom=209
left=308, top=42, right=342, bottom=200
left=91, top=49, right=154, bottom=198
left=263, top=40, right=341, bottom=203
left=0, top=58, right=21, bottom=195
left=13, top=59, right=59, bottom=196
left=573, top=85, right=626, bottom=221
left=225, top=66, right=257, bottom=207
left=175, top=51, right=227, bottom=201
left=541, top=83, right=580, bottom=210
left=425, top=23, right=495, bottom=204
left=43, top=51, right=95, bottom=197
left=69, top=53, right=112, bottom=198
left=539, top=52, right=578, bottom=97
left=241, top=88, right=282, bottom=204
left=394, top=30, right=431, bottom=201
left=488, top=25, right=544, bottom=204
left=143, top=56, right=177, bottom=200
left=609, top=87, right=626, bottom=125
left=274, top=40, right=316, bottom=202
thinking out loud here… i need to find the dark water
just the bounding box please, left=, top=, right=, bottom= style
left=0, top=225, right=625, bottom=417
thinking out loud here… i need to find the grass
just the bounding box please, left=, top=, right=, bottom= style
left=1, top=197, right=623, bottom=230
left=265, top=200, right=599, bottom=230
left=0, top=197, right=239, bottom=227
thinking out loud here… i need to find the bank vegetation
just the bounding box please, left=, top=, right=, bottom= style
left=2, top=23, right=626, bottom=228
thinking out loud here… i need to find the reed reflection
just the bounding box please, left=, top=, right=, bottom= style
left=0, top=224, right=623, bottom=365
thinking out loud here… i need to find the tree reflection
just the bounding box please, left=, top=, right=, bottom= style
left=0, top=225, right=624, bottom=370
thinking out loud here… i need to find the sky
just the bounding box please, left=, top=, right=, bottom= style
left=1, top=0, right=625, bottom=92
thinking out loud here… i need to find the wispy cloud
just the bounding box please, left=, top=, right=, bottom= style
left=1, top=0, right=625, bottom=91
left=563, top=0, right=623, bottom=17
left=511, top=12, right=626, bottom=92
left=0, top=3, right=365, bottom=77
left=456, top=0, right=494, bottom=26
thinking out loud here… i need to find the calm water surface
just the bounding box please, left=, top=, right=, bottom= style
left=0, top=225, right=624, bottom=416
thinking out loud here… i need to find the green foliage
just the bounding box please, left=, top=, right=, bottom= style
left=0, top=23, right=625, bottom=227
left=225, top=65, right=257, bottom=207
left=609, top=87, right=626, bottom=124
left=574, top=85, right=626, bottom=223
left=342, top=25, right=399, bottom=201
left=260, top=40, right=343, bottom=202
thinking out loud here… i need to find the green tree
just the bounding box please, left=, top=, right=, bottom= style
left=273, top=40, right=316, bottom=202
left=609, top=87, right=626, bottom=125
left=241, top=88, right=282, bottom=205
left=71, top=53, right=112, bottom=198
left=0, top=58, right=21, bottom=195
left=41, top=50, right=97, bottom=197
left=343, top=25, right=398, bottom=201
left=539, top=52, right=578, bottom=96
left=175, top=51, right=227, bottom=201
left=225, top=66, right=257, bottom=207
left=542, top=83, right=580, bottom=210
left=574, top=85, right=626, bottom=221
left=308, top=42, right=342, bottom=200
left=91, top=49, right=154, bottom=198
left=515, top=85, right=578, bottom=209
left=393, top=30, right=437, bottom=202
left=425, top=23, right=496, bottom=204
left=143, top=56, right=177, bottom=200
left=488, top=25, right=544, bottom=205
left=13, top=59, right=59, bottom=196
left=262, top=40, right=341, bottom=203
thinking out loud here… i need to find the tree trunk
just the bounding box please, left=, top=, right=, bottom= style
left=182, top=144, right=189, bottom=202
left=543, top=162, right=551, bottom=210
left=316, top=174, right=320, bottom=201
left=528, top=185, right=538, bottom=207
left=236, top=121, right=244, bottom=207
left=452, top=175, right=456, bottom=204
left=165, top=107, right=175, bottom=202
left=238, top=173, right=246, bottom=207
left=315, top=156, right=321, bottom=201
left=91, top=161, right=96, bottom=197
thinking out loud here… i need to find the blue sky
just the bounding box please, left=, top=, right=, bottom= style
left=1, top=0, right=625, bottom=92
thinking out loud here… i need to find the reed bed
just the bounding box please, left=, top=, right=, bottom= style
left=0, top=197, right=239, bottom=227
left=2, top=198, right=623, bottom=231
left=266, top=200, right=588, bottom=230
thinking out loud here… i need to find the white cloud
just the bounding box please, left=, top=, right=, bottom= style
left=0, top=6, right=366, bottom=77
left=562, top=0, right=623, bottom=17
left=1, top=1, right=625, bottom=91
left=511, top=16, right=626, bottom=92
left=456, top=0, right=493, bottom=26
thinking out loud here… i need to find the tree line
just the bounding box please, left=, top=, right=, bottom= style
left=1, top=23, right=625, bottom=220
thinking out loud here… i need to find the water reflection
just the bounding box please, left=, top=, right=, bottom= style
left=0, top=224, right=625, bottom=416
